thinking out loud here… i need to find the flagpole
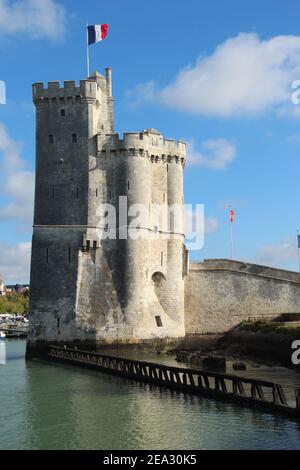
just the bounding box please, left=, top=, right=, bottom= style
left=229, top=205, right=233, bottom=260
left=297, top=230, right=300, bottom=273
left=230, top=220, right=233, bottom=260
left=86, top=21, right=90, bottom=77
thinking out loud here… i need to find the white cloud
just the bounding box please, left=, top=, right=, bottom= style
left=0, top=0, right=67, bottom=42
left=0, top=241, right=31, bottom=283
left=256, top=237, right=298, bottom=268
left=129, top=33, right=300, bottom=117
left=126, top=81, right=157, bottom=109
left=187, top=139, right=236, bottom=170
left=0, top=123, right=34, bottom=226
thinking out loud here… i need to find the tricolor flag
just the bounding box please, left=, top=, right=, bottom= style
left=230, top=209, right=234, bottom=223
left=88, top=24, right=109, bottom=45
left=298, top=233, right=300, bottom=248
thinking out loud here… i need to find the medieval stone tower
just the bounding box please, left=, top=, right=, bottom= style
left=26, top=68, right=187, bottom=357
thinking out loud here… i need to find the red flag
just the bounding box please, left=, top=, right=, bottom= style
left=230, top=209, right=234, bottom=223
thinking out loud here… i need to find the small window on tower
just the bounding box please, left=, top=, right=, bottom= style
left=60, top=109, right=66, bottom=117
left=49, top=134, right=54, bottom=144
left=72, top=133, right=78, bottom=143
left=155, top=316, right=163, bottom=327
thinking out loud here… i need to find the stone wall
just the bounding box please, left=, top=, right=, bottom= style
left=184, top=259, right=300, bottom=335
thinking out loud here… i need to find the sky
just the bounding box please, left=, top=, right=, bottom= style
left=0, top=0, right=299, bottom=283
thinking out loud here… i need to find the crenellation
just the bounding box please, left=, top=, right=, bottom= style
left=64, top=80, right=77, bottom=92
left=48, top=81, right=61, bottom=92
left=32, top=77, right=109, bottom=104
left=97, top=131, right=186, bottom=163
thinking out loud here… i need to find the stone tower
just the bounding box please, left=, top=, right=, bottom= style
left=26, top=69, right=187, bottom=358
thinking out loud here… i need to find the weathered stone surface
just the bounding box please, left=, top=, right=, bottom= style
left=189, top=353, right=203, bottom=366
left=202, top=355, right=226, bottom=371
left=175, top=350, right=188, bottom=362
left=185, top=259, right=300, bottom=335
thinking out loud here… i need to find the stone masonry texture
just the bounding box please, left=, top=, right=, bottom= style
left=185, top=259, right=300, bottom=335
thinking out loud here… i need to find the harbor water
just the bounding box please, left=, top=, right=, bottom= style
left=0, top=340, right=300, bottom=450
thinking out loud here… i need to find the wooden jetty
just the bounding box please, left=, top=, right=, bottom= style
left=47, top=345, right=300, bottom=419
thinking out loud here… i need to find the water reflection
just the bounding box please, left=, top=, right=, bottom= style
left=0, top=341, right=6, bottom=365
left=1, top=340, right=300, bottom=450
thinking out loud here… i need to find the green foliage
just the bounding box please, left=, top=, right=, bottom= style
left=239, top=319, right=300, bottom=335
left=239, top=320, right=264, bottom=332
left=0, top=293, right=29, bottom=314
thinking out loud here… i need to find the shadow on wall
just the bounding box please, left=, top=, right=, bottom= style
left=152, top=271, right=167, bottom=308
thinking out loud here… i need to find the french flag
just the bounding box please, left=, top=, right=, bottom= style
left=88, top=24, right=109, bottom=45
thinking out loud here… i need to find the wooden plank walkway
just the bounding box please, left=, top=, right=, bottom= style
left=47, top=346, right=300, bottom=419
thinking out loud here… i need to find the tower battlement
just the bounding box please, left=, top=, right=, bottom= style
left=98, top=129, right=186, bottom=164
left=33, top=69, right=113, bottom=104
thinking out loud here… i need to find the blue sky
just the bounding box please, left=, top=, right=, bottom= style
left=0, top=0, right=299, bottom=283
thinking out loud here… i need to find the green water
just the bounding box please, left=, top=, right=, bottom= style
left=0, top=340, right=300, bottom=450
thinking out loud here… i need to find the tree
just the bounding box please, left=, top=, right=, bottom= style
left=0, top=292, right=29, bottom=314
